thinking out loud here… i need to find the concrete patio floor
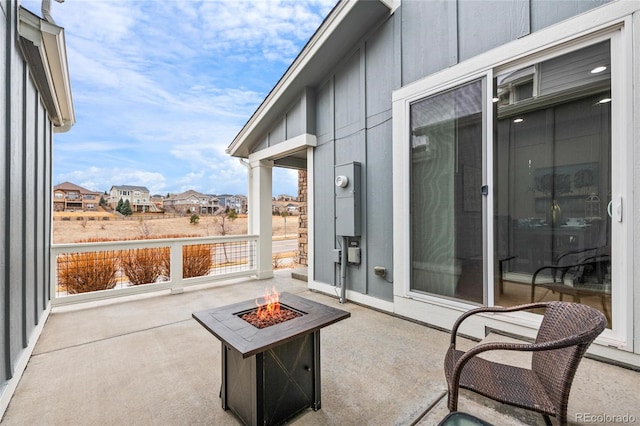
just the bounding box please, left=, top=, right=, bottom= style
left=1, top=268, right=639, bottom=425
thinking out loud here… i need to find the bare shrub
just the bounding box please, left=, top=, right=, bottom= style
left=183, top=244, right=214, bottom=278
left=57, top=252, right=118, bottom=294
left=69, top=234, right=213, bottom=282
left=138, top=219, right=153, bottom=238
left=121, top=248, right=168, bottom=285
left=272, top=254, right=283, bottom=270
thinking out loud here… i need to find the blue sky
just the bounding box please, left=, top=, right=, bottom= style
left=22, top=0, right=336, bottom=196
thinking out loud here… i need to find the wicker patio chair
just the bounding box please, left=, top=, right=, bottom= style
left=444, top=302, right=606, bottom=425
left=530, top=247, right=611, bottom=324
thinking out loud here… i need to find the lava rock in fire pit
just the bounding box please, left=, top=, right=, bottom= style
left=241, top=306, right=302, bottom=329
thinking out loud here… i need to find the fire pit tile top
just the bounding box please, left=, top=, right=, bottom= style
left=192, top=292, right=350, bottom=358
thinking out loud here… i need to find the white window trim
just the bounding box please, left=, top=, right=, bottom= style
left=392, top=6, right=635, bottom=353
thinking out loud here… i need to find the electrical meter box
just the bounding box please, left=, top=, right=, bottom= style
left=335, top=162, right=361, bottom=236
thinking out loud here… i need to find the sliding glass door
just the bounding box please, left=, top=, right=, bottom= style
left=493, top=41, right=613, bottom=327
left=410, top=79, right=485, bottom=304
left=408, top=40, right=617, bottom=329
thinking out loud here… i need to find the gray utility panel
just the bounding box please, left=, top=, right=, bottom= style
left=335, top=162, right=362, bottom=237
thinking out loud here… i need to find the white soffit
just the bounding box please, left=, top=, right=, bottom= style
left=18, top=7, right=75, bottom=132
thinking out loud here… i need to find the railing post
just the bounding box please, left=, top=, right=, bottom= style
left=170, top=239, right=183, bottom=288
left=50, top=248, right=58, bottom=300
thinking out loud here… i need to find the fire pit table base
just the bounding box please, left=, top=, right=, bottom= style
left=222, top=331, right=320, bottom=426
left=193, top=293, right=350, bottom=426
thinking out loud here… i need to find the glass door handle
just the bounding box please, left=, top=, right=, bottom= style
left=607, top=197, right=623, bottom=222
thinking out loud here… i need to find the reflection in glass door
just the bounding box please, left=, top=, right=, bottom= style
left=410, top=79, right=484, bottom=303
left=493, top=41, right=613, bottom=327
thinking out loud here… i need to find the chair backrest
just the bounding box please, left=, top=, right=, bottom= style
left=532, top=302, right=606, bottom=416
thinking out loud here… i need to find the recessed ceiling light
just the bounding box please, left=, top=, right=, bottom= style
left=591, top=66, right=607, bottom=74
left=598, top=98, right=612, bottom=104
left=513, top=118, right=524, bottom=123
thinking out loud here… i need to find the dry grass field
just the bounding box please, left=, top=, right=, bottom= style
left=53, top=212, right=300, bottom=244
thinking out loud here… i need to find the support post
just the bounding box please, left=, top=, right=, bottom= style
left=249, top=159, right=274, bottom=279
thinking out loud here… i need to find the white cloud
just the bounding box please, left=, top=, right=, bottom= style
left=21, top=0, right=339, bottom=196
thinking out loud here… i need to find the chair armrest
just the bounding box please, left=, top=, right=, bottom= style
left=555, top=247, right=598, bottom=265
left=450, top=302, right=551, bottom=347
left=531, top=255, right=611, bottom=286
left=448, top=331, right=596, bottom=398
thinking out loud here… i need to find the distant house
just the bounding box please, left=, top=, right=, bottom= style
left=217, top=194, right=247, bottom=214
left=108, top=185, right=159, bottom=213
left=272, top=201, right=300, bottom=215
left=53, top=182, right=102, bottom=212
left=163, top=190, right=219, bottom=214
left=150, top=194, right=165, bottom=211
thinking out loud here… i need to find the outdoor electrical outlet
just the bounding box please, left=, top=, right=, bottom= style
left=374, top=266, right=386, bottom=277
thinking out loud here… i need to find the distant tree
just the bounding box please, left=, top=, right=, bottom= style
left=281, top=210, right=290, bottom=237
left=190, top=213, right=200, bottom=224
left=122, top=199, right=133, bottom=216
left=116, top=198, right=124, bottom=214
left=218, top=209, right=237, bottom=263
left=99, top=196, right=106, bottom=206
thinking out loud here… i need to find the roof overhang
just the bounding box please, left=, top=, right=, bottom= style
left=226, top=0, right=397, bottom=158
left=18, top=6, right=75, bottom=133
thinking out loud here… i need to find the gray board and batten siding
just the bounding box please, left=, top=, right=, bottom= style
left=1, top=0, right=54, bottom=392
left=311, top=0, right=610, bottom=302
left=242, top=0, right=611, bottom=302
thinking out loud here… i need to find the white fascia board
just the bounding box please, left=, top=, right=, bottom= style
left=18, top=7, right=75, bottom=132
left=227, top=0, right=358, bottom=157
left=41, top=21, right=75, bottom=132
left=248, top=133, right=317, bottom=163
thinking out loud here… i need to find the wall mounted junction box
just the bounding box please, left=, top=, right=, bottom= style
left=335, top=162, right=362, bottom=237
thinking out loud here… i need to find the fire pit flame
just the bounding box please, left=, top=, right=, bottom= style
left=256, top=286, right=280, bottom=320
left=240, top=287, right=303, bottom=329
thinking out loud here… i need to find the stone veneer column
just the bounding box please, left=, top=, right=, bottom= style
left=297, top=170, right=308, bottom=266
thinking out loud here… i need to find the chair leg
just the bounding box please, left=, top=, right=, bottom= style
left=447, top=388, right=458, bottom=412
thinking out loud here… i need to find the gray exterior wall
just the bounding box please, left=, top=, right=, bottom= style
left=311, top=0, right=610, bottom=300
left=251, top=88, right=316, bottom=154
left=2, top=0, right=53, bottom=392
left=314, top=14, right=398, bottom=301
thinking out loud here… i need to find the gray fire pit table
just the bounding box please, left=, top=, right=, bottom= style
left=193, top=292, right=350, bottom=426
